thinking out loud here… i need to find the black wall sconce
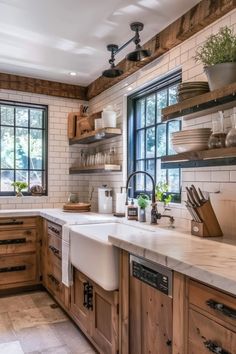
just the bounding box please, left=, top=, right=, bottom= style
left=102, top=22, right=151, bottom=78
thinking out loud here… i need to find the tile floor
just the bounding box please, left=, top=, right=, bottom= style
left=0, top=291, right=97, bottom=354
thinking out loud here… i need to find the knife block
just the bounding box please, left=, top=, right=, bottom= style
left=191, top=200, right=223, bottom=237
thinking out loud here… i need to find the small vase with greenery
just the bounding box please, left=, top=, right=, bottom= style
left=155, top=182, right=172, bottom=213
left=137, top=193, right=150, bottom=222
left=194, top=26, right=236, bottom=90
left=11, top=181, right=28, bottom=197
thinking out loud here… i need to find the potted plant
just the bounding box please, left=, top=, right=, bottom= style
left=194, top=26, right=236, bottom=90
left=155, top=182, right=172, bottom=211
left=11, top=181, right=28, bottom=197
left=137, top=193, right=150, bottom=222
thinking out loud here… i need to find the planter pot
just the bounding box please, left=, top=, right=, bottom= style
left=139, top=208, right=146, bottom=222
left=204, top=62, right=236, bottom=91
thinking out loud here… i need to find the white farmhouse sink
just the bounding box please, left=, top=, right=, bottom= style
left=70, top=222, right=154, bottom=291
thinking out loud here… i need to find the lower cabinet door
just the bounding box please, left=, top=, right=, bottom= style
left=91, top=284, right=119, bottom=354
left=188, top=309, right=236, bottom=354
left=70, top=269, right=92, bottom=335
left=0, top=254, right=37, bottom=287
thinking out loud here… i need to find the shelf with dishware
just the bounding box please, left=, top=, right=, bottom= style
left=69, top=164, right=122, bottom=174
left=161, top=82, right=236, bottom=122
left=161, top=146, right=236, bottom=169
left=69, top=127, right=122, bottom=145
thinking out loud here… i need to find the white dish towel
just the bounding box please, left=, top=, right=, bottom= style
left=62, top=224, right=73, bottom=287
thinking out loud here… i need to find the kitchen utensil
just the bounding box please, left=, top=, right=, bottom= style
left=191, top=185, right=202, bottom=206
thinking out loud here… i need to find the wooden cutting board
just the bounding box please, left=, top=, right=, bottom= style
left=63, top=203, right=91, bottom=212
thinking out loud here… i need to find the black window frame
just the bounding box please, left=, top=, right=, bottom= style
left=0, top=99, right=48, bottom=196
left=127, top=70, right=182, bottom=203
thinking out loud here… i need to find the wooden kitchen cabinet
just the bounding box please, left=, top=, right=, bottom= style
left=187, top=279, right=236, bottom=354
left=43, top=220, right=69, bottom=310
left=70, top=268, right=119, bottom=354
left=0, top=217, right=40, bottom=290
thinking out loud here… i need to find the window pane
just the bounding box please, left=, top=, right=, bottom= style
left=146, top=94, right=155, bottom=126
left=16, top=170, right=28, bottom=186
left=136, top=99, right=145, bottom=129
left=30, top=109, right=43, bottom=128
left=1, top=170, right=14, bottom=191
left=169, top=85, right=178, bottom=105
left=168, top=120, right=181, bottom=155
left=136, top=161, right=145, bottom=190
left=136, top=130, right=145, bottom=159
left=16, top=128, right=28, bottom=169
left=146, top=127, right=155, bottom=158
left=168, top=169, right=180, bottom=193
left=30, top=129, right=43, bottom=169
left=156, top=124, right=166, bottom=157
left=156, top=159, right=167, bottom=184
left=1, top=127, right=14, bottom=169
left=16, top=108, right=28, bottom=127
left=146, top=159, right=155, bottom=190
left=1, top=106, right=14, bottom=125
left=30, top=171, right=43, bottom=187
left=156, top=90, right=167, bottom=123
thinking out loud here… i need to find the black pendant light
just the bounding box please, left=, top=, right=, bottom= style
left=126, top=22, right=151, bottom=62
left=102, top=22, right=151, bottom=78
left=102, top=44, right=123, bottom=78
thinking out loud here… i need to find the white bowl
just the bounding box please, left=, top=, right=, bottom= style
left=173, top=142, right=208, bottom=153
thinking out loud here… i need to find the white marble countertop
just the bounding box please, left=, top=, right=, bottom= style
left=0, top=208, right=235, bottom=295
left=108, top=226, right=236, bottom=296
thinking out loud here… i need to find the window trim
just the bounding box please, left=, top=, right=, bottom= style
left=127, top=70, right=182, bottom=202
left=0, top=99, right=48, bottom=196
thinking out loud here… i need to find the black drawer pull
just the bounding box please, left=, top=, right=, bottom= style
left=0, top=238, right=26, bottom=245
left=0, top=265, right=26, bottom=273
left=206, top=299, right=236, bottom=319
left=48, top=245, right=60, bottom=256
left=83, top=281, right=93, bottom=310
left=48, top=273, right=60, bottom=286
left=48, top=226, right=60, bottom=235
left=204, top=340, right=231, bottom=354
left=0, top=219, right=23, bottom=226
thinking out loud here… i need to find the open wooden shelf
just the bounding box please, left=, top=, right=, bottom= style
left=69, top=128, right=122, bottom=145
left=69, top=164, right=122, bottom=174
left=161, top=147, right=236, bottom=169
left=162, top=82, right=236, bottom=122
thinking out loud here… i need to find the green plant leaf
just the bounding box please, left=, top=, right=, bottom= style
left=194, top=26, right=236, bottom=66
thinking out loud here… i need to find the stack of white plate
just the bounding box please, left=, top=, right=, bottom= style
left=171, top=128, right=211, bottom=153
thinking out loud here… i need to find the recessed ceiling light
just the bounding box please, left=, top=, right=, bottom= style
left=69, top=72, right=77, bottom=76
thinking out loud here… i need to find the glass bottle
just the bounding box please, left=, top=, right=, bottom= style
left=226, top=108, right=236, bottom=147
left=208, top=111, right=226, bottom=149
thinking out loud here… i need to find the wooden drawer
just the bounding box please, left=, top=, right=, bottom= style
left=189, top=309, right=236, bottom=354
left=0, top=254, right=37, bottom=285
left=47, top=221, right=62, bottom=238
left=0, top=228, right=36, bottom=255
left=0, top=217, right=37, bottom=230
left=48, top=259, right=62, bottom=282
left=47, top=267, right=67, bottom=307
left=189, top=280, right=236, bottom=328
left=48, top=232, right=62, bottom=261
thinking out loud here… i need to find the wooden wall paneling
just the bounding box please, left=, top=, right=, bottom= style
left=87, top=0, right=236, bottom=99
left=172, top=272, right=188, bottom=354
left=119, top=250, right=130, bottom=354
left=0, top=73, right=88, bottom=100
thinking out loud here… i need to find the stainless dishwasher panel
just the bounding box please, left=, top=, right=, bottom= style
left=130, top=255, right=173, bottom=297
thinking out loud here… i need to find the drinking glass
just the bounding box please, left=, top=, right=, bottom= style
left=226, top=108, right=236, bottom=147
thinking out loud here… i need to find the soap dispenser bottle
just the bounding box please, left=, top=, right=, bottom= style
left=127, top=199, right=138, bottom=221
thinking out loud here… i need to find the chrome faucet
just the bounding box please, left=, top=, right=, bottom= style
left=125, top=171, right=161, bottom=224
